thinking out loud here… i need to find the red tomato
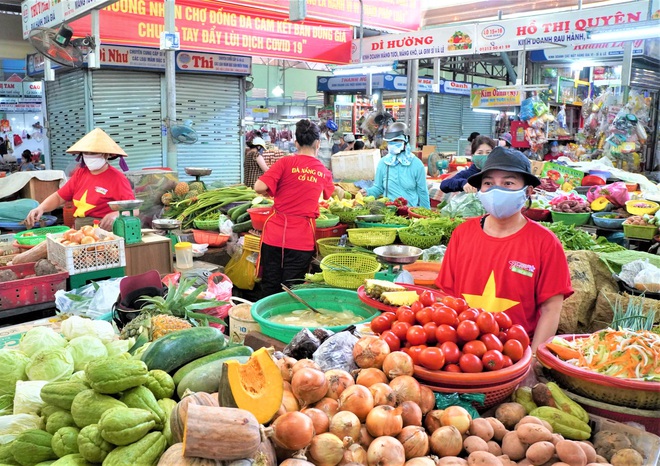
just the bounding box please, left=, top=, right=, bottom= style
left=503, top=339, right=524, bottom=363
left=498, top=330, right=509, bottom=342
left=476, top=312, right=499, bottom=335
left=462, top=340, right=487, bottom=358
left=423, top=322, right=438, bottom=344
left=407, top=345, right=427, bottom=365
left=453, top=298, right=469, bottom=313
left=456, top=320, right=480, bottom=342
left=502, top=355, right=513, bottom=368
left=458, top=308, right=480, bottom=322
left=397, top=308, right=417, bottom=326
left=507, top=324, right=531, bottom=350
left=441, top=296, right=464, bottom=311
left=435, top=324, right=458, bottom=344
left=494, top=312, right=513, bottom=330
left=406, top=325, right=427, bottom=346
left=396, top=306, right=411, bottom=320
left=482, top=350, right=505, bottom=371
left=380, top=330, right=401, bottom=352
left=459, top=353, right=483, bottom=373
left=382, top=312, right=397, bottom=323
left=391, top=321, right=411, bottom=341
left=444, top=364, right=462, bottom=372
left=480, top=333, right=504, bottom=352
left=419, top=290, right=436, bottom=307
left=416, top=307, right=433, bottom=326
left=440, top=341, right=461, bottom=365
left=410, top=301, right=424, bottom=313
left=419, top=347, right=445, bottom=371
left=431, top=306, right=459, bottom=327
left=370, top=315, right=391, bottom=334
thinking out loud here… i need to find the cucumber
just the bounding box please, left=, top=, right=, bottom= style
left=232, top=220, right=253, bottom=233
left=235, top=212, right=251, bottom=224
left=172, top=345, right=253, bottom=385
left=231, top=202, right=252, bottom=222
left=176, top=353, right=252, bottom=398
left=227, top=202, right=247, bottom=220
left=140, top=327, right=227, bottom=373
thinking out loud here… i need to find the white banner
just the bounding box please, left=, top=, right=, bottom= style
left=98, top=46, right=166, bottom=69
left=0, top=82, right=23, bottom=97
left=175, top=52, right=252, bottom=75
left=533, top=39, right=646, bottom=61
left=22, top=0, right=116, bottom=39
left=22, top=81, right=43, bottom=97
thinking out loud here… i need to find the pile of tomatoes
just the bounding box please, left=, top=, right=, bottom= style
left=369, top=290, right=530, bottom=373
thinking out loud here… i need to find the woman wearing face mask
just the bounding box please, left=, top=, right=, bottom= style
left=440, top=135, right=496, bottom=194
left=24, top=128, right=134, bottom=230
left=243, top=134, right=269, bottom=188
left=363, top=122, right=430, bottom=208
left=254, top=119, right=344, bottom=298
left=435, top=147, right=572, bottom=352
left=317, top=119, right=338, bottom=170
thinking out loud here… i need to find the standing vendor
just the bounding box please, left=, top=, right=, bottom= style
left=435, top=147, right=573, bottom=352
left=24, top=128, right=134, bottom=230
left=317, top=119, right=337, bottom=170
left=254, top=119, right=343, bottom=297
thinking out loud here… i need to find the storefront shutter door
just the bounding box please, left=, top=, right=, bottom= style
left=427, top=94, right=462, bottom=153
left=175, top=74, right=242, bottom=185
left=45, top=70, right=87, bottom=172
left=91, top=70, right=164, bottom=170
left=461, top=97, right=495, bottom=140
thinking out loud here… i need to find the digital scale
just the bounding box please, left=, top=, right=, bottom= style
left=108, top=200, right=144, bottom=245
left=184, top=167, right=212, bottom=188
left=373, top=245, right=422, bottom=283
left=152, top=218, right=182, bottom=253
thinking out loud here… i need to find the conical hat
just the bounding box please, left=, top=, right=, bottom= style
left=66, top=128, right=128, bottom=157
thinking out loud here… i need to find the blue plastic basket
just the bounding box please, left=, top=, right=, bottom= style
left=591, top=212, right=626, bottom=230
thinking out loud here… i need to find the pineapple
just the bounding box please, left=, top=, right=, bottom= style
left=185, top=190, right=199, bottom=200
left=381, top=291, right=420, bottom=306
left=161, top=192, right=173, bottom=206
left=364, top=279, right=406, bottom=299
left=120, top=313, right=191, bottom=341
left=188, top=181, right=205, bottom=193
left=174, top=182, right=190, bottom=197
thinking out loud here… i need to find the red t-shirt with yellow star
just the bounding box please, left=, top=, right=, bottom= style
left=436, top=217, right=573, bottom=335
left=58, top=165, right=134, bottom=219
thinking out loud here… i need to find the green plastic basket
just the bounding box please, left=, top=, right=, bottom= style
left=330, top=208, right=370, bottom=224
left=551, top=211, right=591, bottom=226
left=320, top=253, right=381, bottom=289
left=15, top=226, right=71, bottom=246
left=398, top=227, right=444, bottom=249
left=316, top=237, right=375, bottom=257
left=315, top=214, right=340, bottom=229
left=354, top=221, right=407, bottom=229
left=347, top=228, right=397, bottom=247
left=623, top=224, right=658, bottom=240
left=193, top=218, right=220, bottom=231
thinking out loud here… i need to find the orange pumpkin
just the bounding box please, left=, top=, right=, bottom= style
left=157, top=443, right=223, bottom=466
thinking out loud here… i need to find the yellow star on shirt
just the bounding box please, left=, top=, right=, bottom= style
left=73, top=190, right=96, bottom=217
left=462, top=271, right=519, bottom=313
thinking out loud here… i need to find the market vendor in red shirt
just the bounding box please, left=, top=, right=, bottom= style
left=25, top=128, right=135, bottom=230
left=254, top=119, right=344, bottom=297
left=435, top=147, right=573, bottom=352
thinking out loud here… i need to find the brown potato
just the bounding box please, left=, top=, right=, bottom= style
left=594, top=455, right=609, bottom=464
left=577, top=442, right=597, bottom=464
left=516, top=416, right=545, bottom=428
left=497, top=455, right=516, bottom=466
left=610, top=449, right=643, bottom=466
left=467, top=451, right=504, bottom=465
left=540, top=420, right=553, bottom=433
left=502, top=431, right=528, bottom=461
left=470, top=418, right=495, bottom=442
left=526, top=441, right=555, bottom=466
left=488, top=441, right=502, bottom=457
left=486, top=417, right=508, bottom=442
left=556, top=440, right=587, bottom=466
left=551, top=434, right=565, bottom=446
left=517, top=424, right=553, bottom=444
left=464, top=436, right=490, bottom=455
left=436, top=457, right=469, bottom=466
left=496, top=403, right=527, bottom=430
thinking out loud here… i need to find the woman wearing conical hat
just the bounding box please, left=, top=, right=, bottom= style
left=25, top=128, right=135, bottom=230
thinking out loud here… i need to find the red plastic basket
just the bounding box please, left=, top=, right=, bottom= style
left=0, top=262, right=68, bottom=310
left=247, top=207, right=273, bottom=231
left=357, top=283, right=446, bottom=312
left=315, top=224, right=348, bottom=240
left=192, top=229, right=230, bottom=247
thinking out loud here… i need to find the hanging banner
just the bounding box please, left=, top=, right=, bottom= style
left=351, top=25, right=477, bottom=63
left=21, top=0, right=116, bottom=39
left=0, top=82, right=23, bottom=97
left=475, top=1, right=649, bottom=54
left=316, top=74, right=437, bottom=93
left=529, top=39, right=646, bottom=61
left=470, top=87, right=522, bottom=108
left=175, top=52, right=251, bottom=74
left=220, top=0, right=421, bottom=32
left=71, top=0, right=352, bottom=64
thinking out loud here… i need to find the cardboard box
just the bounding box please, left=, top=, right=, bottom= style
left=331, top=149, right=381, bottom=181
left=20, top=178, right=60, bottom=204
left=531, top=161, right=547, bottom=176
left=125, top=234, right=173, bottom=276
left=422, top=145, right=436, bottom=164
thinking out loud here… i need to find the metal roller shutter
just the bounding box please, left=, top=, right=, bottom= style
left=427, top=94, right=462, bottom=153
left=461, top=97, right=494, bottom=140
left=91, top=70, right=164, bottom=169
left=175, top=75, right=242, bottom=185
left=45, top=70, right=88, bottom=171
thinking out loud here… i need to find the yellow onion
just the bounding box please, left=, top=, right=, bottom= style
left=439, top=406, right=472, bottom=435
left=403, top=458, right=436, bottom=466
left=389, top=375, right=421, bottom=405
left=265, top=411, right=315, bottom=451
left=352, top=336, right=390, bottom=369
left=400, top=401, right=422, bottom=427
left=423, top=410, right=444, bottom=434
left=418, top=386, right=436, bottom=415
left=357, top=425, right=374, bottom=450
left=429, top=425, right=463, bottom=457
left=339, top=437, right=368, bottom=465
left=366, top=405, right=403, bottom=437
left=325, top=369, right=355, bottom=400
left=355, top=368, right=388, bottom=387
left=291, top=367, right=328, bottom=407
left=369, top=382, right=396, bottom=407
left=329, top=410, right=361, bottom=442
left=308, top=433, right=344, bottom=466
left=382, top=351, right=414, bottom=379
left=366, top=436, right=406, bottom=466
left=277, top=356, right=297, bottom=382
left=397, top=425, right=429, bottom=459
left=280, top=452, right=315, bottom=466
left=314, top=397, right=339, bottom=418
left=301, top=407, right=329, bottom=434
left=292, top=358, right=321, bottom=374
left=282, top=390, right=300, bottom=412
left=338, top=384, right=374, bottom=422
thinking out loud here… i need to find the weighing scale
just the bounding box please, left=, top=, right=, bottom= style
left=152, top=218, right=182, bottom=253
left=185, top=167, right=213, bottom=188
left=108, top=200, right=144, bottom=245
left=373, top=245, right=422, bottom=283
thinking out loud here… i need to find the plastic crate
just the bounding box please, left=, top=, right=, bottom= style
left=623, top=224, right=658, bottom=240
left=0, top=262, right=69, bottom=310
left=46, top=229, right=126, bottom=275
left=315, top=224, right=348, bottom=240
left=589, top=414, right=660, bottom=465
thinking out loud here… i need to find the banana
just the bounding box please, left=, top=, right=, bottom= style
left=547, top=382, right=589, bottom=424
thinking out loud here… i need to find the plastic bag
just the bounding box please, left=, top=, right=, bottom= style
left=434, top=392, right=485, bottom=419
left=586, top=182, right=630, bottom=207
left=618, top=259, right=649, bottom=288
left=284, top=329, right=321, bottom=360
left=201, top=272, right=233, bottom=329
left=422, top=245, right=446, bottom=262
left=313, top=331, right=359, bottom=372
left=520, top=97, right=535, bottom=121
left=634, top=265, right=660, bottom=293
left=54, top=278, right=122, bottom=318
left=440, top=193, right=485, bottom=218
left=225, top=247, right=257, bottom=290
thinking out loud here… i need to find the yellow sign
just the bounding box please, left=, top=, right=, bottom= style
left=470, top=87, right=521, bottom=108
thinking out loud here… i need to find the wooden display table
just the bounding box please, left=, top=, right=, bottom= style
left=124, top=234, right=173, bottom=277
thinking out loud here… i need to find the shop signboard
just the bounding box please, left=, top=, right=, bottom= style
left=351, top=25, right=477, bottom=63
left=71, top=0, right=352, bottom=64
left=470, top=87, right=522, bottom=108
left=22, top=81, right=43, bottom=97
left=317, top=74, right=439, bottom=93
left=220, top=0, right=421, bottom=32
left=529, top=40, right=645, bottom=61
left=0, top=82, right=23, bottom=97
left=475, top=1, right=650, bottom=54
left=21, top=0, right=116, bottom=39
left=175, top=52, right=251, bottom=74
left=539, top=162, right=585, bottom=191
left=0, top=99, right=42, bottom=113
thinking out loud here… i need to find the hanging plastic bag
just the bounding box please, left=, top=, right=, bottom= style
left=520, top=98, right=535, bottom=121
left=200, top=272, right=233, bottom=329
left=225, top=246, right=257, bottom=290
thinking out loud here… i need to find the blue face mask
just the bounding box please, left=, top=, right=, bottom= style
left=472, top=155, right=488, bottom=170
left=388, top=141, right=405, bottom=155
left=477, top=186, right=528, bottom=219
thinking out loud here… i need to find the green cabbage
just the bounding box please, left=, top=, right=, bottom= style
left=12, top=380, right=48, bottom=415
left=26, top=348, right=74, bottom=382
left=19, top=327, right=66, bottom=358
left=66, top=336, right=108, bottom=372
left=0, top=413, right=44, bottom=444
left=0, top=395, right=12, bottom=416
left=68, top=371, right=88, bottom=384
left=104, top=339, right=133, bottom=358
left=0, top=349, right=30, bottom=396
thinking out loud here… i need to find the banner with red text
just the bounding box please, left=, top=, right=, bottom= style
left=471, top=87, right=522, bottom=108
left=71, top=0, right=352, bottom=64
left=220, top=0, right=421, bottom=32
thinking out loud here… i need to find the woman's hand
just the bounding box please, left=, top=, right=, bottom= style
left=25, top=206, right=45, bottom=229
left=462, top=183, right=477, bottom=194
left=99, top=211, right=120, bottom=231
left=359, top=188, right=368, bottom=197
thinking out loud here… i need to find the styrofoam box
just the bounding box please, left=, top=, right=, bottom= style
left=331, top=149, right=381, bottom=181
left=590, top=414, right=660, bottom=465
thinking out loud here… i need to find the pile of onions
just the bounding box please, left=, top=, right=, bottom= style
left=324, top=369, right=354, bottom=400
left=366, top=436, right=406, bottom=466
left=314, top=397, right=339, bottom=418
left=308, top=433, right=344, bottom=466
left=389, top=375, right=421, bottom=405
left=338, top=385, right=373, bottom=422
left=266, top=411, right=315, bottom=451
left=276, top=356, right=297, bottom=382
left=400, top=401, right=422, bottom=427
left=423, top=410, right=444, bottom=434
left=291, top=367, right=328, bottom=407
left=355, top=368, right=388, bottom=387
left=369, top=383, right=396, bottom=407
left=352, top=336, right=390, bottom=369
left=365, top=405, right=403, bottom=437
left=381, top=351, right=414, bottom=379
left=329, top=411, right=361, bottom=441
left=396, top=425, right=429, bottom=459
left=340, top=437, right=368, bottom=465
left=440, top=406, right=472, bottom=435
left=301, top=407, right=329, bottom=434
left=429, top=425, right=463, bottom=457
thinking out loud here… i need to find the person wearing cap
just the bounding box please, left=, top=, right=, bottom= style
left=244, top=134, right=270, bottom=188
left=498, top=132, right=513, bottom=147
left=435, top=147, right=573, bottom=352
left=24, top=128, right=134, bottom=230
left=441, top=135, right=496, bottom=194
left=317, top=119, right=338, bottom=170
left=362, top=122, right=430, bottom=208
left=332, top=133, right=356, bottom=154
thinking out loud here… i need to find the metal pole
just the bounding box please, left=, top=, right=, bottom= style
left=165, top=0, right=177, bottom=171
left=404, top=63, right=412, bottom=127
left=621, top=40, right=633, bottom=104
left=409, top=60, right=419, bottom=148
left=359, top=0, right=364, bottom=64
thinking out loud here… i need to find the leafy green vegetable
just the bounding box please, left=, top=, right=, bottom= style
left=406, top=217, right=464, bottom=241
left=597, top=250, right=660, bottom=275
left=19, top=327, right=66, bottom=358
left=0, top=349, right=30, bottom=397
left=25, top=348, right=74, bottom=382
left=66, top=336, right=108, bottom=371
left=540, top=221, right=625, bottom=252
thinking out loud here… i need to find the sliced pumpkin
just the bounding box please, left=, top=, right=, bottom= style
left=590, top=196, right=611, bottom=212
left=218, top=347, right=283, bottom=424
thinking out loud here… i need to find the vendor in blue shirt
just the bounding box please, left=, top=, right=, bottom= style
left=362, top=122, right=430, bottom=208
left=440, top=135, right=496, bottom=194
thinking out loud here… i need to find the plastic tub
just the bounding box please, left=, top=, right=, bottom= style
left=192, top=229, right=230, bottom=247
left=402, top=261, right=442, bottom=286
left=591, top=212, right=626, bottom=229
left=315, top=214, right=340, bottom=229
left=551, top=211, right=591, bottom=226
left=625, top=199, right=659, bottom=216
left=247, top=207, right=273, bottom=230
left=250, top=288, right=378, bottom=343
left=523, top=208, right=551, bottom=222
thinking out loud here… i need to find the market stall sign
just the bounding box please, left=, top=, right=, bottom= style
left=0, top=99, right=42, bottom=113
left=529, top=39, right=645, bottom=61
left=21, top=0, right=116, bottom=39
left=0, top=82, right=23, bottom=97
left=220, top=0, right=421, bottom=33
left=22, top=81, right=43, bottom=97
left=317, top=74, right=439, bottom=93
left=475, top=1, right=650, bottom=54
left=176, top=52, right=251, bottom=74
left=71, top=0, right=352, bottom=64
left=351, top=25, right=477, bottom=63
left=470, top=87, right=522, bottom=108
